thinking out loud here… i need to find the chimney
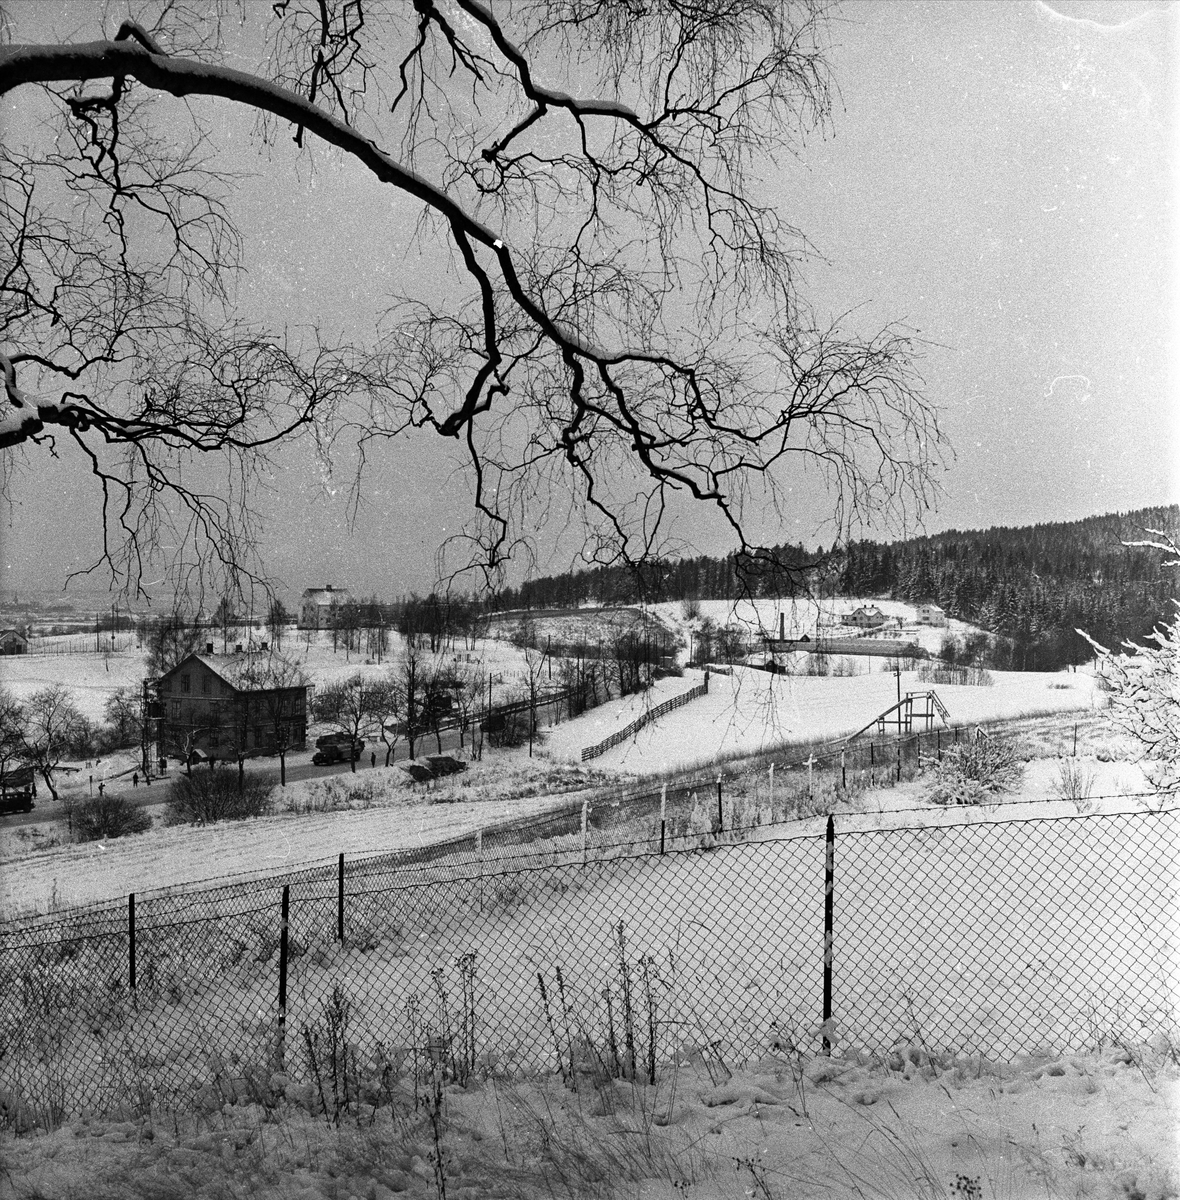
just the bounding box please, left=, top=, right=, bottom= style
left=779, top=612, right=785, bottom=642
left=206, top=642, right=214, bottom=655
left=235, top=643, right=243, bottom=654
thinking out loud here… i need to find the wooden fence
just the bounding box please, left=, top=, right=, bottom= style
left=581, top=680, right=708, bottom=761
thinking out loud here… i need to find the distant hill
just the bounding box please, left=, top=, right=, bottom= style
left=495, top=506, right=1179, bottom=671
left=839, top=506, right=1179, bottom=670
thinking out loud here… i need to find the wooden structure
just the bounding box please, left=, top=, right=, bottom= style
left=152, top=653, right=309, bottom=763
left=0, top=629, right=28, bottom=655
left=851, top=690, right=951, bottom=739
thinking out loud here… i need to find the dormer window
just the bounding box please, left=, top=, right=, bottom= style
left=180, top=673, right=191, bottom=694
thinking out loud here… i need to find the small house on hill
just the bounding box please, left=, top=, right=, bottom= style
left=916, top=603, right=947, bottom=627
left=298, top=585, right=352, bottom=630
left=847, top=605, right=888, bottom=630
left=152, top=653, right=309, bottom=762
left=0, top=629, right=28, bottom=655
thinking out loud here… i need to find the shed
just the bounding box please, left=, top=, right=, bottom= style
left=0, top=629, right=28, bottom=655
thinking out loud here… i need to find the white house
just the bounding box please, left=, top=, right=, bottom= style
left=298, top=585, right=352, bottom=630
left=916, top=603, right=947, bottom=627
left=847, top=605, right=888, bottom=630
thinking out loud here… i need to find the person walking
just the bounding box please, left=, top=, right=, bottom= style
left=132, top=772, right=139, bottom=787
left=97, top=781, right=105, bottom=797
left=370, top=751, right=377, bottom=769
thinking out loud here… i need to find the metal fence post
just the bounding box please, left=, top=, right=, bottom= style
left=895, top=740, right=901, bottom=782
left=659, top=784, right=667, bottom=855
left=769, top=763, right=775, bottom=813
left=823, top=815, right=834, bottom=1055
left=840, top=750, right=846, bottom=791
left=716, top=774, right=723, bottom=831
left=581, top=798, right=589, bottom=866
left=937, top=728, right=941, bottom=761
left=337, top=853, right=345, bottom=944
left=128, top=892, right=136, bottom=993
left=277, top=885, right=290, bottom=1071
left=1073, top=723, right=1078, bottom=757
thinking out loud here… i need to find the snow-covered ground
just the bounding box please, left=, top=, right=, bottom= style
left=0, top=1041, right=1173, bottom=1200
left=545, top=662, right=1104, bottom=772
left=0, top=607, right=1174, bottom=1200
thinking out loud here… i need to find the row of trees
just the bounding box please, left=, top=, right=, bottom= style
left=0, top=684, right=143, bottom=802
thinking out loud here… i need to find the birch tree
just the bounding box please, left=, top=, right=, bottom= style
left=1, top=1, right=942, bottom=598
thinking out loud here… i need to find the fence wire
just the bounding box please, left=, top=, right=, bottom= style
left=0, top=797, right=1174, bottom=1126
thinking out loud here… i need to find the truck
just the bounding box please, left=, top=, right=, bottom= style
left=312, top=733, right=365, bottom=765
left=0, top=766, right=37, bottom=815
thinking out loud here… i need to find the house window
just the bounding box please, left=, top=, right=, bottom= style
left=181, top=673, right=191, bottom=694
left=170, top=701, right=180, bottom=719
left=294, top=693, right=304, bottom=714
left=211, top=727, right=221, bottom=747
left=202, top=675, right=210, bottom=694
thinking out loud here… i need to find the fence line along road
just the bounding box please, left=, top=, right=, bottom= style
left=0, top=803, right=1172, bottom=1126
left=0, top=714, right=1109, bottom=936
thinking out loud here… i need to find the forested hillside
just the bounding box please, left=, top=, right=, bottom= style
left=496, top=507, right=1178, bottom=671
left=839, top=506, right=1179, bottom=670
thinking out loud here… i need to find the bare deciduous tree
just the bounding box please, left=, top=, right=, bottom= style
left=13, top=683, right=89, bottom=801
left=1, top=2, right=943, bottom=601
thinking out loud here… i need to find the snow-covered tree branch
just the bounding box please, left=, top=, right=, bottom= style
left=1080, top=528, right=1180, bottom=792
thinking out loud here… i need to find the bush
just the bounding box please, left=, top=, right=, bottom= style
left=927, top=738, right=1024, bottom=806
left=166, top=766, right=276, bottom=824
left=73, top=794, right=152, bottom=842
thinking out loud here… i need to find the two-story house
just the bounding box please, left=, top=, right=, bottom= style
left=153, top=653, right=309, bottom=762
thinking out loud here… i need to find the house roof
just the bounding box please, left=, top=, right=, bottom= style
left=300, top=587, right=351, bottom=603
left=919, top=602, right=945, bottom=612
left=0, top=629, right=28, bottom=640
left=159, top=652, right=308, bottom=692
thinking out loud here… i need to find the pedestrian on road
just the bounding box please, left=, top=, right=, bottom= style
left=89, top=775, right=93, bottom=795
left=98, top=781, right=105, bottom=797
left=132, top=772, right=139, bottom=787
left=371, top=751, right=377, bottom=769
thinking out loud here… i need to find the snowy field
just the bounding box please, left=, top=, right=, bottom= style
left=0, top=609, right=1175, bottom=1199
left=545, top=661, right=1104, bottom=771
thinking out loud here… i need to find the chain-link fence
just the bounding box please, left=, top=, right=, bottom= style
left=0, top=714, right=1118, bottom=941
left=0, top=792, right=1174, bottom=1127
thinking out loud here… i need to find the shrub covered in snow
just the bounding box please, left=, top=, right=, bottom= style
left=73, top=793, right=152, bottom=842
left=166, top=767, right=276, bottom=825
left=927, top=739, right=1024, bottom=806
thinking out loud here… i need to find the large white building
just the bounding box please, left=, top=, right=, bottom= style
left=298, top=585, right=352, bottom=630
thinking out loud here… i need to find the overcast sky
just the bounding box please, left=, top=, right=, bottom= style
left=2, top=0, right=1176, bottom=605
